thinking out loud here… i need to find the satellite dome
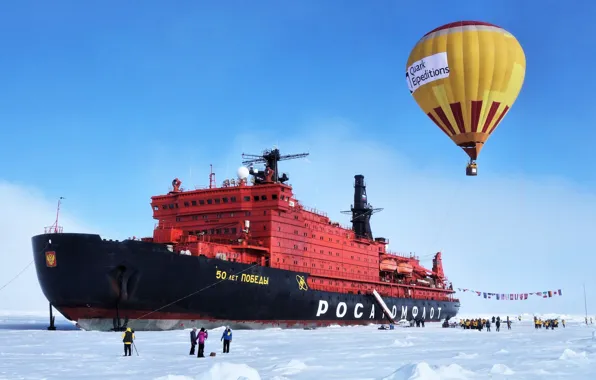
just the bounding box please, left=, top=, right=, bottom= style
left=237, top=166, right=250, bottom=179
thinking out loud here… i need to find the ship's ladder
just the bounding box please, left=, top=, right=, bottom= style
left=372, top=289, right=395, bottom=324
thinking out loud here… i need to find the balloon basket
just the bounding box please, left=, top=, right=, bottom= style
left=466, top=163, right=478, bottom=176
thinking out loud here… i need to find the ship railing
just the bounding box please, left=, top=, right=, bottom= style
left=44, top=226, right=63, bottom=234
left=301, top=205, right=328, bottom=218
left=384, top=251, right=418, bottom=259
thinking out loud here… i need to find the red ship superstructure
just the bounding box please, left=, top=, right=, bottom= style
left=146, top=148, right=455, bottom=304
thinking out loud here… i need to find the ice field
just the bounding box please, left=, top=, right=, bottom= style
left=0, top=312, right=595, bottom=380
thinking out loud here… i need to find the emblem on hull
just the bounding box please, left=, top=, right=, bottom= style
left=45, top=251, right=57, bottom=267
left=296, top=275, right=308, bottom=291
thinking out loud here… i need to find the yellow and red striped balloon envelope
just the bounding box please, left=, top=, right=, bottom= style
left=406, top=21, right=526, bottom=161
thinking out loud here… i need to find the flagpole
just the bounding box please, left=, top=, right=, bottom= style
left=584, top=283, right=588, bottom=325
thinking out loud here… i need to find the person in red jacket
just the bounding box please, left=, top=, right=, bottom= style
left=196, top=328, right=208, bottom=358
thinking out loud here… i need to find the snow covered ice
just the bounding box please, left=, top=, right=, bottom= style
left=1, top=313, right=596, bottom=379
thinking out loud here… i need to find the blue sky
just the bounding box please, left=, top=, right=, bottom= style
left=1, top=1, right=595, bottom=315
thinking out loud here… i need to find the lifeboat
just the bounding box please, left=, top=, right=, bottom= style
left=397, top=262, right=413, bottom=275
left=379, top=258, right=397, bottom=272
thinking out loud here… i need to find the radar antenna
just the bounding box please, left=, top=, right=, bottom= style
left=241, top=148, right=308, bottom=184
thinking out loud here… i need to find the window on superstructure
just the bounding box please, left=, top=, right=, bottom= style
left=231, top=196, right=236, bottom=202
left=264, top=225, right=267, bottom=230
left=312, top=234, right=315, bottom=238
left=161, top=205, right=167, bottom=210
left=176, top=217, right=181, bottom=222
left=293, top=244, right=298, bottom=249
left=294, top=215, right=298, bottom=220
left=261, top=195, right=267, bottom=200
left=336, top=239, right=340, bottom=243
left=230, top=212, right=234, bottom=217
left=245, top=211, right=251, bottom=216
left=216, top=213, right=222, bottom=218
left=199, top=200, right=205, bottom=205
left=222, top=197, right=228, bottom=203
left=224, top=228, right=229, bottom=234
left=320, top=236, right=323, bottom=240
left=303, top=247, right=307, bottom=251
left=320, top=250, right=323, bottom=254
left=303, top=232, right=307, bottom=237
left=215, top=198, right=220, bottom=204
left=175, top=203, right=179, bottom=208
left=207, top=199, right=213, bottom=204
left=263, top=211, right=267, bottom=215
left=243, top=196, right=250, bottom=201
left=231, top=228, right=237, bottom=234
left=328, top=238, right=332, bottom=242
left=294, top=230, right=298, bottom=235
left=216, top=229, right=221, bottom=234
left=272, top=194, right=277, bottom=200
left=281, top=188, right=285, bottom=192
left=336, top=253, right=339, bottom=256
left=192, top=216, right=198, bottom=220
left=168, top=204, right=174, bottom=209
left=202, top=215, right=208, bottom=219
left=253, top=196, right=259, bottom=201
left=153, top=206, right=159, bottom=211
left=192, top=200, right=197, bottom=206
left=184, top=201, right=189, bottom=207
left=210, top=229, right=215, bottom=234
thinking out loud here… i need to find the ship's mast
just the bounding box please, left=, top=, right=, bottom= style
left=241, top=148, right=308, bottom=184
left=45, top=197, right=64, bottom=234
left=209, top=164, right=216, bottom=189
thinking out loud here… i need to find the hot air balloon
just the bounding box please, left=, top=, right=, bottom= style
left=405, top=21, right=526, bottom=176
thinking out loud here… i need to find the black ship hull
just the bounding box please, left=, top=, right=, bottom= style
left=32, top=233, right=460, bottom=331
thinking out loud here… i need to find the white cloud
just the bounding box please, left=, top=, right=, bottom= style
left=0, top=181, right=99, bottom=312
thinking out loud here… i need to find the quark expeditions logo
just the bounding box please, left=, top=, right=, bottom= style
left=406, top=52, right=450, bottom=94
left=296, top=275, right=308, bottom=291
left=45, top=251, right=57, bottom=267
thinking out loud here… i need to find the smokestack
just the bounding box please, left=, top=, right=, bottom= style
left=351, top=175, right=373, bottom=239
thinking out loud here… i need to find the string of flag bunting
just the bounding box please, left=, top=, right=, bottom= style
left=456, top=288, right=563, bottom=300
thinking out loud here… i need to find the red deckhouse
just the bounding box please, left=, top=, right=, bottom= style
left=145, top=148, right=456, bottom=304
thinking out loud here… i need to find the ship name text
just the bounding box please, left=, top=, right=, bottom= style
left=215, top=269, right=269, bottom=285
left=315, top=300, right=442, bottom=321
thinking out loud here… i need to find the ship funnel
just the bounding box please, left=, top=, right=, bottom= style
left=341, top=175, right=383, bottom=240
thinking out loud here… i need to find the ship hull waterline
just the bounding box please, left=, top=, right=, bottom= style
left=32, top=233, right=460, bottom=331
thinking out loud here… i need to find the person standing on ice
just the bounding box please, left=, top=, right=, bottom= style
left=189, top=328, right=197, bottom=355
left=197, top=328, right=208, bottom=358
left=486, top=319, right=491, bottom=332
left=495, top=318, right=500, bottom=332
left=221, top=327, right=232, bottom=353
left=121, top=327, right=135, bottom=356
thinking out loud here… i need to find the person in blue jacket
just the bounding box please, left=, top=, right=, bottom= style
left=221, top=327, right=232, bottom=353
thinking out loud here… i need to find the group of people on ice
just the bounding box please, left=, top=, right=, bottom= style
left=459, top=316, right=511, bottom=331
left=534, top=316, right=563, bottom=329
left=189, top=327, right=233, bottom=357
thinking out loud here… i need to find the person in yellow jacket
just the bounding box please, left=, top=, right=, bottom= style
left=122, top=327, right=135, bottom=356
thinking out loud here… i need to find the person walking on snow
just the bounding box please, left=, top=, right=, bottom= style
left=189, top=328, right=197, bottom=355
left=121, top=327, right=135, bottom=356
left=221, top=327, right=232, bottom=353
left=197, top=328, right=208, bottom=358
